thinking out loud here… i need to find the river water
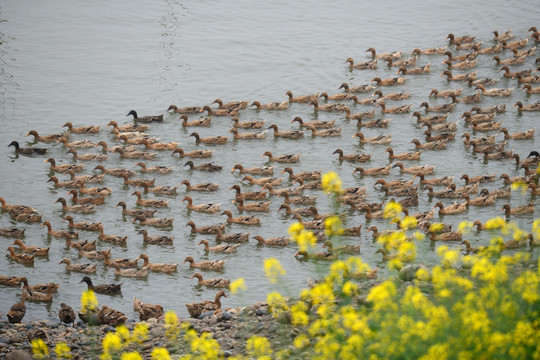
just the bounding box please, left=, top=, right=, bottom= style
left=0, top=0, right=539, bottom=321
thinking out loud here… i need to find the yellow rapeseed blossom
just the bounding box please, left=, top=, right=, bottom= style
left=367, top=280, right=397, bottom=310
left=293, top=334, right=310, bottom=349
left=429, top=222, right=444, bottom=233
left=324, top=216, right=344, bottom=236
left=437, top=245, right=460, bottom=268
left=485, top=216, right=506, bottom=230
left=247, top=335, right=273, bottom=359
left=413, top=231, right=425, bottom=241
left=151, top=347, right=171, bottom=360
left=533, top=219, right=540, bottom=238
left=291, top=301, right=309, bottom=326
left=54, top=342, right=72, bottom=359
left=230, top=277, right=247, bottom=294
left=458, top=221, right=473, bottom=234
left=31, top=339, right=49, bottom=359
left=80, top=289, right=98, bottom=314
left=511, top=180, right=528, bottom=194
left=132, top=323, right=149, bottom=344
left=191, top=332, right=220, bottom=359
left=264, top=258, right=286, bottom=283
left=267, top=292, right=288, bottom=314
left=342, top=281, right=359, bottom=297
left=294, top=230, right=317, bottom=252
left=321, top=171, right=343, bottom=194
left=288, top=222, right=304, bottom=240
left=121, top=352, right=143, bottom=360
left=400, top=216, right=418, bottom=230
left=102, top=332, right=122, bottom=354
left=116, top=325, right=131, bottom=344
left=383, top=200, right=403, bottom=219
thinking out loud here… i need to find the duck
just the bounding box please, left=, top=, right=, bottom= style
left=356, top=117, right=392, bottom=128
left=461, top=133, right=496, bottom=148
left=483, top=150, right=514, bottom=161
left=280, top=192, right=317, bottom=205
left=115, top=202, right=156, bottom=218
left=57, top=137, right=98, bottom=149
left=499, top=66, right=532, bottom=79
left=440, top=70, right=477, bottom=82
left=233, top=198, right=270, bottom=212
left=305, top=124, right=342, bottom=137
left=344, top=57, right=378, bottom=70
left=461, top=193, right=495, bottom=207
left=186, top=222, right=225, bottom=236
left=137, top=229, right=173, bottom=246
left=261, top=183, right=303, bottom=196
left=502, top=38, right=528, bottom=49
left=22, top=282, right=55, bottom=302
left=333, top=149, right=372, bottom=162
left=229, top=184, right=267, bottom=200
left=322, top=240, right=360, bottom=255
left=429, top=88, right=463, bottom=98
left=251, top=100, right=288, bottom=110
left=447, top=92, right=482, bottom=104
left=365, top=48, right=402, bottom=59
left=142, top=184, right=179, bottom=195
left=392, top=162, right=435, bottom=175
left=429, top=231, right=463, bottom=242
left=107, top=120, right=148, bottom=133
left=212, top=98, right=248, bottom=110
left=500, top=127, right=535, bottom=140
left=7, top=246, right=34, bottom=264
left=80, top=276, right=122, bottom=295
left=63, top=122, right=100, bottom=134
left=0, top=227, right=26, bottom=239
left=93, top=164, right=135, bottom=178
left=446, top=34, right=476, bottom=45
left=58, top=258, right=96, bottom=273
left=443, top=50, right=478, bottom=61
left=66, top=190, right=105, bottom=205
left=528, top=184, right=540, bottom=196
left=253, top=235, right=289, bottom=247
left=472, top=43, right=503, bottom=54
left=185, top=291, right=227, bottom=318
left=410, top=112, right=448, bottom=124
left=267, top=124, right=304, bottom=139
left=384, top=57, right=417, bottom=68
left=132, top=215, right=174, bottom=227
left=385, top=147, right=421, bottom=160
left=499, top=173, right=527, bottom=185
left=231, top=117, right=265, bottom=129
left=242, top=175, right=283, bottom=186
left=167, top=104, right=203, bottom=114
left=67, top=149, right=108, bottom=162
left=97, top=305, right=128, bottom=327
left=295, top=250, right=336, bottom=261
left=461, top=112, right=495, bottom=124
left=7, top=287, right=28, bottom=323
left=468, top=77, right=499, bottom=87
left=134, top=162, right=171, bottom=175
left=131, top=191, right=169, bottom=208
left=113, top=147, right=156, bottom=160
left=345, top=109, right=375, bottom=121
left=181, top=180, right=219, bottom=192
left=469, top=120, right=502, bottom=131
left=182, top=196, right=221, bottom=213
left=419, top=102, right=455, bottom=113
left=501, top=203, right=534, bottom=216
left=374, top=178, right=415, bottom=189
left=291, top=214, right=324, bottom=230
left=411, top=47, right=447, bottom=55
left=352, top=132, right=391, bottom=144
left=229, top=128, right=268, bottom=140
left=414, top=174, right=454, bottom=186
left=492, top=28, right=513, bottom=41
left=0, top=276, right=24, bottom=287
left=308, top=100, right=349, bottom=112
left=319, top=92, right=357, bottom=101
left=383, top=186, right=418, bottom=197
left=133, top=297, right=164, bottom=321
left=396, top=63, right=430, bottom=74
left=422, top=121, right=458, bottom=132
left=184, top=160, right=223, bottom=172
left=0, top=197, right=36, bottom=215
left=64, top=170, right=104, bottom=184
left=198, top=240, right=240, bottom=253
left=517, top=151, right=540, bottom=166
left=353, top=165, right=392, bottom=176
left=513, top=101, right=540, bottom=111
left=189, top=132, right=229, bottom=145
left=183, top=256, right=225, bottom=271
left=58, top=302, right=76, bottom=326
left=460, top=174, right=496, bottom=184
left=63, top=215, right=102, bottom=231
left=71, top=244, right=108, bottom=260
left=377, top=101, right=412, bottom=114
left=190, top=273, right=230, bottom=289
left=434, top=201, right=467, bottom=215
left=25, top=130, right=63, bottom=143
left=442, top=58, right=477, bottom=69
left=47, top=176, right=79, bottom=188
left=11, top=239, right=49, bottom=256
left=372, top=89, right=410, bottom=101
left=411, top=139, right=446, bottom=150
left=111, top=263, right=149, bottom=278
left=277, top=204, right=316, bottom=217
left=492, top=55, right=525, bottom=66
left=447, top=183, right=479, bottom=195
left=262, top=151, right=301, bottom=163
left=282, top=167, right=321, bottom=181
left=137, top=254, right=177, bottom=273
left=522, top=84, right=540, bottom=94
left=126, top=110, right=163, bottom=122
left=201, top=105, right=238, bottom=117
left=100, top=250, right=140, bottom=269
left=172, top=147, right=213, bottom=159
left=44, top=158, right=83, bottom=173
left=55, top=197, right=95, bottom=214
left=12, top=212, right=42, bottom=224
left=423, top=185, right=461, bottom=198
left=461, top=240, right=483, bottom=254
left=475, top=85, right=513, bottom=97
left=371, top=77, right=406, bottom=86
left=221, top=210, right=261, bottom=225
left=291, top=116, right=335, bottom=129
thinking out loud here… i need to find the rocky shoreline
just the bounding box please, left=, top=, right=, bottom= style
left=0, top=303, right=295, bottom=359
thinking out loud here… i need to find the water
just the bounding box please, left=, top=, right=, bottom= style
left=0, top=0, right=539, bottom=321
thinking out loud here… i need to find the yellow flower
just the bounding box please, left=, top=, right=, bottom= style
left=263, top=258, right=286, bottom=283
left=31, top=339, right=49, bottom=359
left=533, top=219, right=540, bottom=238
left=246, top=335, right=273, bottom=357
left=429, top=222, right=444, bottom=233
left=116, top=325, right=131, bottom=344
left=511, top=180, right=528, bottom=194
left=293, top=334, right=310, bottom=349
left=413, top=231, right=425, bottom=241
left=55, top=342, right=72, bottom=359
left=288, top=222, right=305, bottom=240
left=458, top=221, right=473, bottom=234
left=383, top=200, right=403, bottom=219
left=324, top=216, right=344, bottom=236
left=293, top=230, right=317, bottom=252
left=321, top=171, right=343, bottom=194
left=164, top=310, right=180, bottom=340
left=266, top=292, right=288, bottom=314
left=342, top=281, right=359, bottom=297
left=400, top=216, right=418, bottom=230
left=291, top=302, right=309, bottom=326
left=102, top=332, right=122, bottom=354
left=132, top=323, right=149, bottom=344
left=230, top=278, right=247, bottom=294
left=80, top=289, right=98, bottom=314
left=151, top=348, right=171, bottom=360
left=485, top=216, right=506, bottom=230
left=121, top=352, right=143, bottom=360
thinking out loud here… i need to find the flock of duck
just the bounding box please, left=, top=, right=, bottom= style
left=2, top=27, right=540, bottom=326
